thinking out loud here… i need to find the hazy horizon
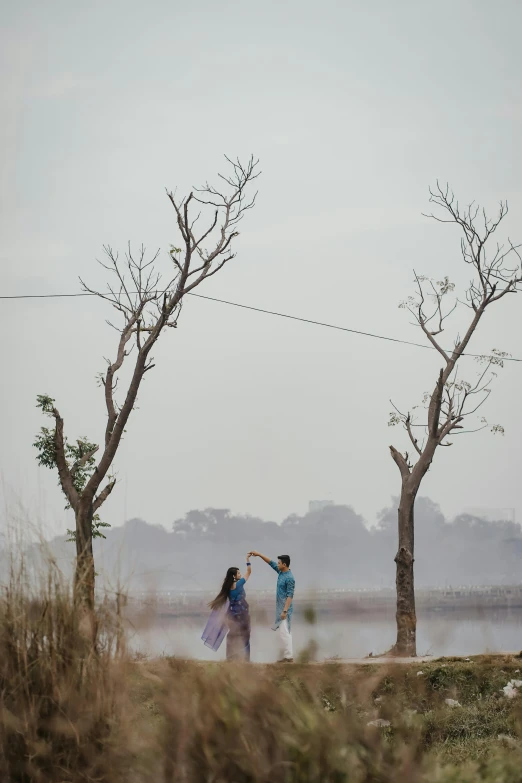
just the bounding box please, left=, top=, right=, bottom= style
left=6, top=498, right=517, bottom=595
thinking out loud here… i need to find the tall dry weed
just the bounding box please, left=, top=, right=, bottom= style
left=0, top=556, right=134, bottom=782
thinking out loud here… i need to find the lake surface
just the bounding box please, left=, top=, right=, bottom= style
left=126, top=609, right=522, bottom=661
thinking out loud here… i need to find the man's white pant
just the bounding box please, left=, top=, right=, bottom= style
left=279, top=618, right=293, bottom=659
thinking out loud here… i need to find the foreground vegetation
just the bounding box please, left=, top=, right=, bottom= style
left=1, top=566, right=522, bottom=781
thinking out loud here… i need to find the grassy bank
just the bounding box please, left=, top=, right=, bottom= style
left=129, top=654, right=522, bottom=782
left=1, top=569, right=522, bottom=781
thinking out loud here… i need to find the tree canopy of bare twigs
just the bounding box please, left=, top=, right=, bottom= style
left=34, top=156, right=260, bottom=610
left=387, top=183, right=521, bottom=657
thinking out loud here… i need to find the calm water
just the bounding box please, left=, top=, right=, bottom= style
left=126, top=610, right=522, bottom=661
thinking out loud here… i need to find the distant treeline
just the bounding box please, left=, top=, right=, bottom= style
left=9, top=497, right=521, bottom=593
left=84, top=498, right=522, bottom=592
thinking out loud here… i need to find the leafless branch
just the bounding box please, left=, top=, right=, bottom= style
left=449, top=424, right=489, bottom=436
left=70, top=444, right=99, bottom=478
left=405, top=415, right=422, bottom=456
left=410, top=271, right=451, bottom=362
left=78, top=155, right=259, bottom=502
left=393, top=183, right=520, bottom=479
left=389, top=445, right=412, bottom=479
left=93, top=479, right=116, bottom=513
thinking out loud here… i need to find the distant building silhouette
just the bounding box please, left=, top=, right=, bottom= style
left=462, top=507, right=516, bottom=524
left=308, top=500, right=334, bottom=513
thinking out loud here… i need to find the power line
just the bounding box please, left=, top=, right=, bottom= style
left=1, top=289, right=520, bottom=362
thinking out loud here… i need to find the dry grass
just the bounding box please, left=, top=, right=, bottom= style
left=1, top=559, right=522, bottom=782
left=152, top=657, right=522, bottom=782
left=0, top=560, right=135, bottom=782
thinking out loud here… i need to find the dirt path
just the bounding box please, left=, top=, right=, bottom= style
left=316, top=655, right=435, bottom=665
left=310, top=652, right=521, bottom=665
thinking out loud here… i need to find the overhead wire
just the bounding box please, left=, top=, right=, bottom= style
left=0, top=289, right=520, bottom=362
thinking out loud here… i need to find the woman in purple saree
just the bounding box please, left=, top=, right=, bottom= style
left=202, top=557, right=252, bottom=661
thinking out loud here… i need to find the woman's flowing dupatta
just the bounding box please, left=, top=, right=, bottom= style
left=201, top=601, right=229, bottom=652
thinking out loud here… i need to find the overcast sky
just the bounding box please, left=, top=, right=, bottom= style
left=1, top=0, right=521, bottom=539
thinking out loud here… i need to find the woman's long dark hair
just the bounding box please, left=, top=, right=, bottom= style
left=209, top=567, right=239, bottom=610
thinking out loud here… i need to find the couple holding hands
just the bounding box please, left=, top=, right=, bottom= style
left=202, top=550, right=295, bottom=663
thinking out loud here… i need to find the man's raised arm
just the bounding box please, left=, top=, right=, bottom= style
left=248, top=551, right=278, bottom=571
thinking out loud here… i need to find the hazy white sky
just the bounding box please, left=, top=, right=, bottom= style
left=1, top=0, right=521, bottom=538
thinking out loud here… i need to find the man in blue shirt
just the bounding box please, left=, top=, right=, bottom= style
left=248, top=551, right=295, bottom=662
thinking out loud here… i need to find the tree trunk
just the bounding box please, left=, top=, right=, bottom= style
left=393, top=485, right=417, bottom=656
left=74, top=500, right=95, bottom=612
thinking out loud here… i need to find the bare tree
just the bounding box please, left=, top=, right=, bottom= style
left=34, top=156, right=260, bottom=611
left=388, top=184, right=522, bottom=656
